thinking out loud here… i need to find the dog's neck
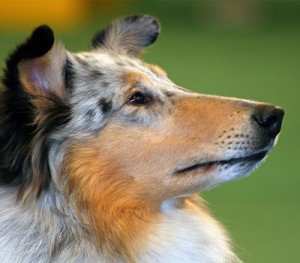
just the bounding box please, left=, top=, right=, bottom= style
left=0, top=186, right=240, bottom=262
left=141, top=196, right=241, bottom=262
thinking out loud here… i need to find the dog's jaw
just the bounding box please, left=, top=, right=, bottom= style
left=171, top=138, right=278, bottom=192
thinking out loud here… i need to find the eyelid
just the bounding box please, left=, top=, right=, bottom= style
left=127, top=90, right=153, bottom=105
left=134, top=91, right=151, bottom=101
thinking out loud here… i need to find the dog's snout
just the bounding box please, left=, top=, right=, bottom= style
left=252, top=105, right=284, bottom=137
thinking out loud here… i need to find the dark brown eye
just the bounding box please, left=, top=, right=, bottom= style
left=129, top=92, right=147, bottom=105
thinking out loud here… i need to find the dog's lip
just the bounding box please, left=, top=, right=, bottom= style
left=175, top=151, right=268, bottom=174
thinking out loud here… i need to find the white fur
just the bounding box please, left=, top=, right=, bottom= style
left=139, top=199, right=240, bottom=263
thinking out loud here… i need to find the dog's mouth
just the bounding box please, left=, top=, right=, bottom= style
left=175, top=151, right=268, bottom=175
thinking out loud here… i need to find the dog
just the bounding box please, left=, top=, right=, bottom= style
left=0, top=15, right=284, bottom=262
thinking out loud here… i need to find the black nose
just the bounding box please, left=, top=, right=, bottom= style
left=252, top=105, right=284, bottom=137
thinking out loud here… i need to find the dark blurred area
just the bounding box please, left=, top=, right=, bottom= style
left=1, top=1, right=299, bottom=263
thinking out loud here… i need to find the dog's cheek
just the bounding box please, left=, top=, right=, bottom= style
left=62, top=142, right=158, bottom=258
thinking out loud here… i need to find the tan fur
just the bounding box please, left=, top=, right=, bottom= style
left=147, top=64, right=167, bottom=77
left=65, top=140, right=162, bottom=262
left=123, top=71, right=152, bottom=86
left=63, top=95, right=243, bottom=259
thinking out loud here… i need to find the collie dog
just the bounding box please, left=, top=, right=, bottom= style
left=0, top=15, right=284, bottom=262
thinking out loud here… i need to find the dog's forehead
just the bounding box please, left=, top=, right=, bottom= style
left=70, top=51, right=170, bottom=88
left=66, top=50, right=176, bottom=134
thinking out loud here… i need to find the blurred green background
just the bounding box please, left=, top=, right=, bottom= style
left=0, top=1, right=299, bottom=262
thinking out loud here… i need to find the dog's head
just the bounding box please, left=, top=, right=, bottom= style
left=1, top=15, right=283, bottom=205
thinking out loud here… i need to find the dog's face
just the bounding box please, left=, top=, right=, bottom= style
left=4, top=16, right=283, bottom=205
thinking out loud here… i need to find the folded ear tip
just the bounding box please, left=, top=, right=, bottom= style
left=125, top=15, right=159, bottom=25
left=24, top=25, right=55, bottom=59
left=146, top=17, right=160, bottom=46
left=31, top=25, right=54, bottom=41
left=125, top=15, right=160, bottom=34
left=136, top=15, right=160, bottom=45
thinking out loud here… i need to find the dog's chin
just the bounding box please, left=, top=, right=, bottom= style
left=174, top=150, right=270, bottom=191
left=211, top=153, right=268, bottom=187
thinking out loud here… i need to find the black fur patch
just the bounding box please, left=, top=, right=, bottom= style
left=98, top=98, right=112, bottom=113
left=91, top=27, right=108, bottom=48
left=0, top=90, right=71, bottom=196
left=64, top=58, right=75, bottom=91
left=0, top=88, right=34, bottom=187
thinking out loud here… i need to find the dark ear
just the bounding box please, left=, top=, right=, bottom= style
left=91, top=15, right=160, bottom=56
left=14, top=25, right=55, bottom=60
left=17, top=26, right=67, bottom=101
left=4, top=25, right=67, bottom=114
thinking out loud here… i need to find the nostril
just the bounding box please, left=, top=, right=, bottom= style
left=252, top=105, right=284, bottom=137
left=254, top=111, right=279, bottom=128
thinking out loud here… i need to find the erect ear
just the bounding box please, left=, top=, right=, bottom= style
left=15, top=25, right=67, bottom=110
left=91, top=15, right=160, bottom=57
